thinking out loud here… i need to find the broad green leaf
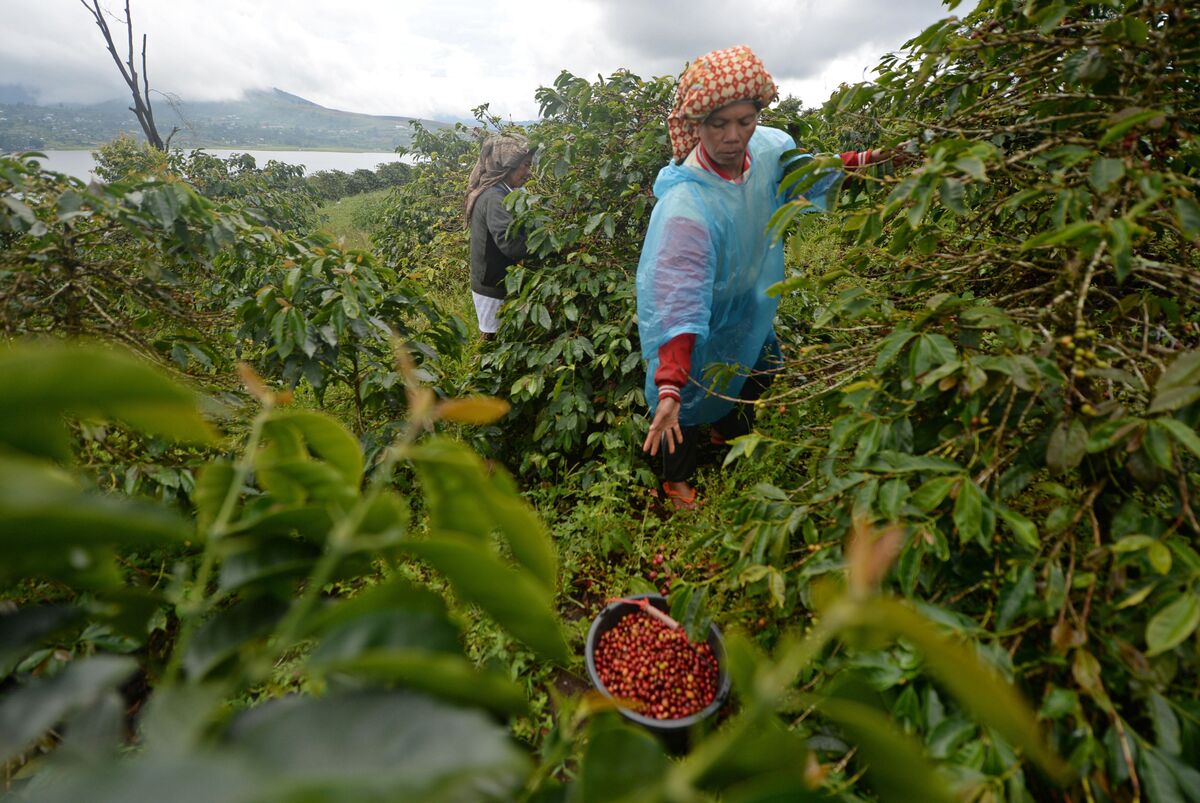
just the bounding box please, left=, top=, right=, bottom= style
left=1046, top=418, right=1088, bottom=475
left=818, top=697, right=956, bottom=803
left=404, top=535, right=569, bottom=664
left=1174, top=196, right=1200, bottom=239
left=997, top=506, right=1039, bottom=550
left=0, top=472, right=190, bottom=585
left=996, top=566, right=1035, bottom=630
left=410, top=438, right=557, bottom=593
left=857, top=599, right=1072, bottom=783
left=1147, top=542, right=1173, bottom=575
left=1145, top=593, right=1200, bottom=657
left=681, top=710, right=811, bottom=792
left=954, top=156, right=986, bottom=182
left=1149, top=351, right=1200, bottom=413
left=263, top=410, right=363, bottom=488
left=1098, top=108, right=1165, bottom=147
left=953, top=480, right=985, bottom=546
left=939, top=177, right=966, bottom=215
left=136, top=683, right=230, bottom=759
left=875, top=329, right=916, bottom=371
left=1148, top=691, right=1182, bottom=756
left=0, top=655, right=137, bottom=763
left=182, top=597, right=289, bottom=681
left=1138, top=747, right=1187, bottom=803
left=193, top=461, right=236, bottom=534
left=1019, top=221, right=1100, bottom=253
left=217, top=537, right=319, bottom=594
left=1155, top=418, right=1200, bottom=459
left=1087, top=158, right=1125, bottom=193
left=1112, top=535, right=1156, bottom=553
left=911, top=476, right=957, bottom=513
left=720, top=773, right=828, bottom=803
left=0, top=605, right=84, bottom=677
left=578, top=716, right=671, bottom=803
left=221, top=691, right=529, bottom=800
left=0, top=343, right=216, bottom=460
left=313, top=650, right=528, bottom=716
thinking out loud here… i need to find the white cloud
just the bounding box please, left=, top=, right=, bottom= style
left=1, top=0, right=952, bottom=119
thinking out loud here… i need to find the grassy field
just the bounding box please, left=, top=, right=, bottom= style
left=316, top=189, right=393, bottom=250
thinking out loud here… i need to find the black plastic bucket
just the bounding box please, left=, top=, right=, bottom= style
left=584, top=593, right=731, bottom=752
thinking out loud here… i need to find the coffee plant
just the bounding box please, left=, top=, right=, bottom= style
left=0, top=341, right=1070, bottom=802
left=475, top=70, right=675, bottom=483
left=726, top=1, right=1200, bottom=799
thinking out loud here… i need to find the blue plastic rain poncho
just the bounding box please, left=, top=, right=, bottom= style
left=636, top=126, right=834, bottom=425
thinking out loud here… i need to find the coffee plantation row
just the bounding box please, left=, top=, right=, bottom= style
left=2, top=1, right=1197, bottom=800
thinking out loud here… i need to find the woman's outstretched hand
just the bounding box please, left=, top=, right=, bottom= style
left=643, top=396, right=682, bottom=456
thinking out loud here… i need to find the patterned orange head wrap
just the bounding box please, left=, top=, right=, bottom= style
left=667, top=45, right=778, bottom=164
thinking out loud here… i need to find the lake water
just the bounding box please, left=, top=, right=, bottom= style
left=21, top=149, right=412, bottom=182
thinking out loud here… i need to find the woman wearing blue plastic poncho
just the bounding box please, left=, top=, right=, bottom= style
left=637, top=45, right=891, bottom=509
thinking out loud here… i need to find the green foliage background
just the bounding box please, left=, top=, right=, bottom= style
left=2, top=1, right=1199, bottom=801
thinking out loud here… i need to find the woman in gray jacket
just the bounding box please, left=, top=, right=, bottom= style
left=464, top=134, right=534, bottom=339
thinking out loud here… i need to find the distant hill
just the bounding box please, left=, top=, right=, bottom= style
left=0, top=88, right=456, bottom=152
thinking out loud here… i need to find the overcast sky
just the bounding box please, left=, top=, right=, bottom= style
left=2, top=0, right=954, bottom=121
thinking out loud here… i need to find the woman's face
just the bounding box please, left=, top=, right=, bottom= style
left=698, top=100, right=758, bottom=172
left=507, top=156, right=533, bottom=188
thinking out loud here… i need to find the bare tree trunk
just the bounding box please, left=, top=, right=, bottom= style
left=80, top=0, right=178, bottom=151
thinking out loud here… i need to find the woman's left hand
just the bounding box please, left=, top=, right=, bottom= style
left=643, top=396, right=682, bottom=456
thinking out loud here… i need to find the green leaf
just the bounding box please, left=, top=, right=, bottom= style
left=1030, top=0, right=1068, bottom=33
left=679, top=709, right=811, bottom=791
left=954, top=156, right=986, bottom=182
left=578, top=716, right=671, bottom=803
left=0, top=655, right=137, bottom=763
left=1098, top=108, right=1166, bottom=147
left=953, top=480, right=985, bottom=546
left=1147, top=542, right=1173, bottom=575
left=0, top=343, right=215, bottom=460
left=263, top=410, right=363, bottom=489
left=939, top=177, right=967, bottom=215
left=1174, top=196, right=1200, bottom=239
left=1155, top=418, right=1200, bottom=459
left=911, top=476, right=957, bottom=513
left=997, top=506, right=1039, bottom=550
left=1150, top=351, right=1200, bottom=413
left=818, top=697, right=956, bottom=803
left=410, top=438, right=558, bottom=593
left=224, top=691, right=529, bottom=799
left=1139, top=747, right=1187, bottom=803
left=1019, top=221, right=1100, bottom=253
left=1112, top=534, right=1156, bottom=553
left=856, top=599, right=1072, bottom=783
left=1148, top=691, right=1182, bottom=756
left=0, top=605, right=84, bottom=676
left=217, top=537, right=319, bottom=593
left=0, top=481, right=191, bottom=585
left=193, top=461, right=236, bottom=534
left=404, top=535, right=570, bottom=664
left=313, top=650, right=528, bottom=716
left=1088, top=158, right=1125, bottom=193
left=182, top=597, right=289, bottom=680
left=1145, top=593, right=1200, bottom=657
left=876, top=328, right=917, bottom=371
left=1046, top=418, right=1088, bottom=475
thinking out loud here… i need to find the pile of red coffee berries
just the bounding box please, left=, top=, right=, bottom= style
left=592, top=611, right=720, bottom=720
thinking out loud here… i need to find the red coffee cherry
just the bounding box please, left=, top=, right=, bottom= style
left=593, top=611, right=720, bottom=720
